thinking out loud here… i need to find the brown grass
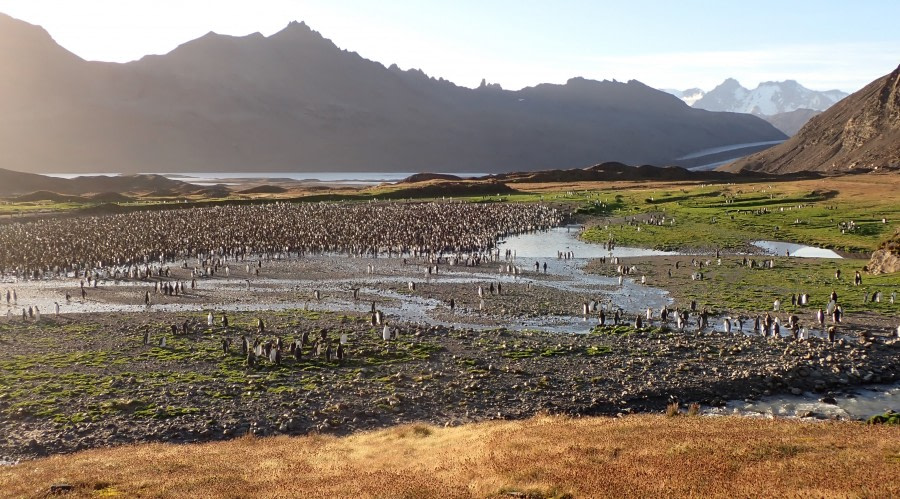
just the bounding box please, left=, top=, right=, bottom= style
left=2, top=415, right=898, bottom=498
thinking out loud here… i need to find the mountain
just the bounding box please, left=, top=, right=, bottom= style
left=693, top=78, right=847, bottom=116
left=662, top=88, right=706, bottom=106
left=0, top=13, right=785, bottom=174
left=722, top=65, right=900, bottom=174
left=762, top=108, right=821, bottom=136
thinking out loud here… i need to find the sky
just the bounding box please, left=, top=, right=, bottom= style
left=1, top=0, right=898, bottom=93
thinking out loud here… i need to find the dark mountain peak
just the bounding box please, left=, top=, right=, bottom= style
left=161, top=29, right=263, bottom=55
left=478, top=78, right=502, bottom=90
left=625, top=79, right=655, bottom=89
left=269, top=20, right=321, bottom=41
left=0, top=12, right=83, bottom=62
left=0, top=11, right=45, bottom=35
left=564, top=76, right=623, bottom=87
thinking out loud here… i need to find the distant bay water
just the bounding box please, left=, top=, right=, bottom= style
left=44, top=172, right=489, bottom=186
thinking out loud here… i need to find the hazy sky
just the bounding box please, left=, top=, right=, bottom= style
left=1, top=0, right=898, bottom=92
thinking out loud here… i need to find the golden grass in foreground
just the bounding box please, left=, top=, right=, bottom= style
left=1, top=415, right=898, bottom=498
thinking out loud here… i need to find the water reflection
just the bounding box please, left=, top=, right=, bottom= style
left=752, top=241, right=842, bottom=259
left=497, top=227, right=681, bottom=259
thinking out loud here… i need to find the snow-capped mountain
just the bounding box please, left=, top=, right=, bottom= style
left=691, top=78, right=847, bottom=115
left=661, top=87, right=706, bottom=106
left=723, top=65, right=900, bottom=174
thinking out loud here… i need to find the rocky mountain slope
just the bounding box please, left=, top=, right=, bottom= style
left=763, top=108, right=822, bottom=136
left=722, top=65, right=900, bottom=174
left=0, top=13, right=784, bottom=174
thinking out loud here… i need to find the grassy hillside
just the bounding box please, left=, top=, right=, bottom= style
left=1, top=415, right=897, bottom=497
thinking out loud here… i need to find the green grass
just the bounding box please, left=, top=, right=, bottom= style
left=578, top=185, right=899, bottom=253
left=0, top=309, right=449, bottom=427
left=649, top=258, right=900, bottom=314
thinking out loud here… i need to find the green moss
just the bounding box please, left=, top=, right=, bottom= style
left=585, top=345, right=612, bottom=356
left=867, top=411, right=900, bottom=425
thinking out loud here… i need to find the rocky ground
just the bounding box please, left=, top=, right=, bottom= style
left=1, top=304, right=898, bottom=464
left=1, top=250, right=898, bottom=464
left=585, top=254, right=900, bottom=338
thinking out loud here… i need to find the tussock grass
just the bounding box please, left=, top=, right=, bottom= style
left=2, top=415, right=898, bottom=497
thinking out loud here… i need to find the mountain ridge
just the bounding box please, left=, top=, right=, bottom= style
left=693, top=78, right=847, bottom=115
left=664, top=78, right=849, bottom=116
left=664, top=79, right=849, bottom=135
left=0, top=13, right=785, bottom=174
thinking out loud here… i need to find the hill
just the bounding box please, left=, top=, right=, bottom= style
left=484, top=161, right=805, bottom=184
left=0, top=13, right=784, bottom=174
left=237, top=185, right=289, bottom=194
left=0, top=415, right=896, bottom=497
left=723, top=65, right=900, bottom=174
left=0, top=168, right=198, bottom=197
left=10, top=191, right=85, bottom=203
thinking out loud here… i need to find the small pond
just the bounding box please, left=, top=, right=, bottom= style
left=752, top=241, right=842, bottom=259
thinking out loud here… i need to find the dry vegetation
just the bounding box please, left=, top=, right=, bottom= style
left=2, top=415, right=897, bottom=498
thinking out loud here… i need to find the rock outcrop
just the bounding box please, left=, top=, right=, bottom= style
left=868, top=229, right=900, bottom=274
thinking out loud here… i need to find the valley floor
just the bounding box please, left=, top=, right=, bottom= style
left=1, top=173, right=899, bottom=496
